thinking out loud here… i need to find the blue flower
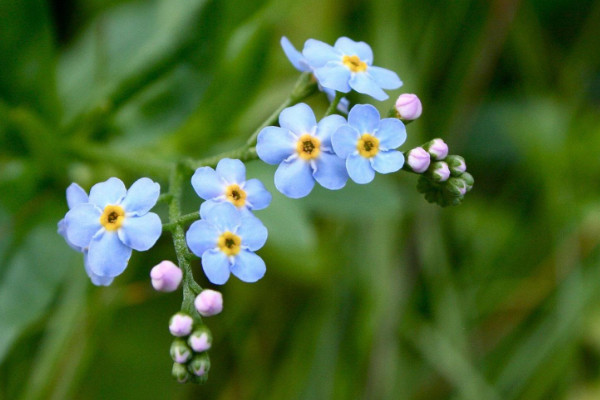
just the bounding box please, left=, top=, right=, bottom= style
left=191, top=158, right=271, bottom=214
left=58, top=183, right=114, bottom=286
left=186, top=201, right=268, bottom=285
left=281, top=37, right=349, bottom=113
left=302, top=37, right=402, bottom=101
left=256, top=103, right=348, bottom=198
left=332, top=104, right=407, bottom=184
left=63, top=177, right=162, bottom=282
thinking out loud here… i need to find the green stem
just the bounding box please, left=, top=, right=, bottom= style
left=162, top=211, right=200, bottom=231
left=324, top=92, right=344, bottom=116
left=168, top=164, right=202, bottom=315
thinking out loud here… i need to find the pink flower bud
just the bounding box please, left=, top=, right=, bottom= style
left=431, top=162, right=451, bottom=182
left=169, top=313, right=193, bottom=337
left=426, top=139, right=449, bottom=160
left=395, top=93, right=422, bottom=120
left=188, top=328, right=212, bottom=352
left=406, top=147, right=431, bottom=173
left=150, top=261, right=182, bottom=292
left=194, top=290, right=223, bottom=317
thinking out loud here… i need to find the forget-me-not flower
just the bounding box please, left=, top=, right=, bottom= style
left=64, top=177, right=162, bottom=281
left=191, top=158, right=271, bottom=214
left=332, top=104, right=406, bottom=184
left=303, top=37, right=402, bottom=101
left=256, top=103, right=348, bottom=198
left=281, top=37, right=349, bottom=113
left=186, top=201, right=268, bottom=285
left=58, top=183, right=114, bottom=286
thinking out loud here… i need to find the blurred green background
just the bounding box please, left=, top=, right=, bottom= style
left=1, top=0, right=600, bottom=399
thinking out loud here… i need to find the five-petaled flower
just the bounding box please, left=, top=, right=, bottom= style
left=303, top=37, right=402, bottom=101
left=63, top=177, right=162, bottom=282
left=256, top=103, right=348, bottom=198
left=191, top=158, right=271, bottom=214
left=332, top=104, right=407, bottom=184
left=186, top=201, right=268, bottom=285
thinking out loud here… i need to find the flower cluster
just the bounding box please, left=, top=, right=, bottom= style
left=405, top=139, right=474, bottom=206
left=58, top=178, right=162, bottom=285
left=169, top=312, right=212, bottom=384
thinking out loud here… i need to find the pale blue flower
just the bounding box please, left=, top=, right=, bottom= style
left=58, top=183, right=113, bottom=286
left=186, top=201, right=268, bottom=285
left=256, top=103, right=348, bottom=198
left=63, top=177, right=162, bottom=282
left=191, top=158, right=271, bottom=214
left=332, top=104, right=407, bottom=184
left=303, top=37, right=402, bottom=101
left=281, top=37, right=349, bottom=113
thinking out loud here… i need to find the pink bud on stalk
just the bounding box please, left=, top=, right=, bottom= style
left=431, top=162, right=451, bottom=182
left=426, top=138, right=449, bottom=160
left=150, top=261, right=182, bottom=292
left=194, top=289, right=223, bottom=317
left=406, top=147, right=431, bottom=173
left=189, top=328, right=212, bottom=352
left=395, top=93, right=422, bottom=120
left=169, top=313, right=194, bottom=337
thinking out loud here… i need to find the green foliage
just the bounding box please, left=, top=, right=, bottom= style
left=1, top=0, right=600, bottom=399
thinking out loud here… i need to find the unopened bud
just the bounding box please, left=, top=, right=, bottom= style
left=188, top=353, right=211, bottom=377
left=194, top=289, right=223, bottom=317
left=446, top=177, right=468, bottom=197
left=395, top=93, right=422, bottom=120
left=425, top=139, right=449, bottom=160
left=172, top=362, right=190, bottom=383
left=169, top=313, right=193, bottom=337
left=170, top=339, right=192, bottom=363
left=461, top=172, right=474, bottom=190
left=406, top=147, right=431, bottom=173
left=150, top=261, right=182, bottom=292
left=430, top=162, right=450, bottom=182
left=188, top=327, right=212, bottom=353
left=445, top=155, right=466, bottom=176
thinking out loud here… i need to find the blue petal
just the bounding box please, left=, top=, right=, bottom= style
left=87, top=230, right=132, bottom=278
left=121, top=177, right=160, bottom=216
left=303, top=38, right=340, bottom=67
left=334, top=37, right=373, bottom=63
left=216, top=158, right=246, bottom=184
left=256, top=126, right=296, bottom=165
left=201, top=249, right=231, bottom=285
left=243, top=179, right=271, bottom=210
left=371, top=150, right=405, bottom=174
left=118, top=213, right=162, bottom=251
left=186, top=220, right=219, bottom=257
left=347, top=153, right=376, bottom=184
left=199, top=201, right=241, bottom=232
left=314, top=63, right=351, bottom=93
left=66, top=183, right=88, bottom=209
left=281, top=36, right=311, bottom=72
left=191, top=167, right=225, bottom=200
left=65, top=203, right=102, bottom=248
left=316, top=114, right=346, bottom=146
left=58, top=218, right=83, bottom=252
left=84, top=252, right=114, bottom=286
left=313, top=152, right=348, bottom=190
left=274, top=158, right=315, bottom=198
left=279, top=103, right=317, bottom=135
left=238, top=214, right=268, bottom=251
left=332, top=125, right=359, bottom=159
left=348, top=104, right=380, bottom=134
left=375, top=118, right=406, bottom=150
left=230, top=250, right=266, bottom=283
left=88, top=177, right=126, bottom=208
left=349, top=72, right=388, bottom=101
left=368, top=66, right=403, bottom=89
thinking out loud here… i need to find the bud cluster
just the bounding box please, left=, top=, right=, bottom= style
left=169, top=312, right=212, bottom=384
left=405, top=139, right=473, bottom=206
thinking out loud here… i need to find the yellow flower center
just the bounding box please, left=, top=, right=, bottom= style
left=356, top=133, right=380, bottom=158
left=342, top=55, right=367, bottom=73
left=217, top=231, right=241, bottom=256
left=296, top=134, right=321, bottom=160
left=100, top=205, right=125, bottom=231
left=225, top=184, right=247, bottom=208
